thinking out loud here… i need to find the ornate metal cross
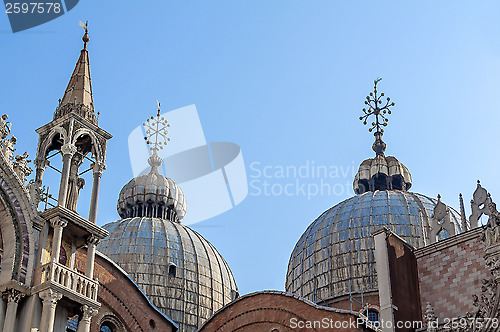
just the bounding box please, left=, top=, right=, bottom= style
left=143, top=101, right=171, bottom=151
left=359, top=78, right=395, bottom=134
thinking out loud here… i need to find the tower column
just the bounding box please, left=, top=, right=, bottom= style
left=51, top=218, right=68, bottom=263
left=76, top=305, right=98, bottom=332
left=85, top=235, right=99, bottom=279
left=3, top=289, right=24, bottom=332
left=39, top=289, right=62, bottom=332
left=0, top=294, right=5, bottom=331
left=58, top=144, right=77, bottom=207
left=88, top=162, right=105, bottom=223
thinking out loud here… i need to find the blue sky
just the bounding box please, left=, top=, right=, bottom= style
left=2, top=1, right=500, bottom=295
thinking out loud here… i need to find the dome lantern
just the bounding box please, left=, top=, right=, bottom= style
left=354, top=78, right=411, bottom=194
left=116, top=102, right=186, bottom=222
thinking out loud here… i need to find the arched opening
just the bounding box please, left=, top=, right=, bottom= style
left=437, top=228, right=449, bottom=241
left=168, top=263, right=177, bottom=277
left=100, top=322, right=115, bottom=332
left=364, top=308, right=380, bottom=327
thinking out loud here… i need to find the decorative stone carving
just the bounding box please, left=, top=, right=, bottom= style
left=0, top=114, right=11, bottom=139
left=424, top=302, right=437, bottom=332
left=92, top=161, right=106, bottom=177
left=66, top=154, right=85, bottom=211
left=5, top=289, right=24, bottom=303
left=39, top=289, right=62, bottom=305
left=60, top=143, right=77, bottom=157
left=429, top=195, right=456, bottom=243
left=12, top=152, right=32, bottom=183
left=50, top=218, right=68, bottom=229
left=27, top=180, right=44, bottom=206
left=468, top=181, right=500, bottom=329
left=1, top=136, right=16, bottom=162
left=81, top=304, right=98, bottom=321
left=85, top=234, right=100, bottom=246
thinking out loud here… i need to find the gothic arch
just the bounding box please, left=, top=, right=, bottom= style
left=0, top=153, right=38, bottom=286
left=72, top=128, right=103, bottom=163
left=39, top=126, right=68, bottom=157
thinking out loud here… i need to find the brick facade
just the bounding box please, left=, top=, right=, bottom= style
left=75, top=249, right=177, bottom=332
left=415, top=227, right=490, bottom=321
left=199, top=291, right=374, bottom=331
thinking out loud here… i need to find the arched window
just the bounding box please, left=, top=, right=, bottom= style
left=168, top=262, right=177, bottom=277
left=437, top=228, right=449, bottom=241
left=100, top=322, right=115, bottom=332
left=364, top=309, right=380, bottom=327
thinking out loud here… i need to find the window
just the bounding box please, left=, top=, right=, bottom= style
left=168, top=263, right=176, bottom=277
left=364, top=309, right=380, bottom=327
left=100, top=322, right=114, bottom=332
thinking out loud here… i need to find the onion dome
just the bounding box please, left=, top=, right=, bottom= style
left=117, top=150, right=186, bottom=222
left=285, top=79, right=463, bottom=306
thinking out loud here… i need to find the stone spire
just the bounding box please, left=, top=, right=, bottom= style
left=54, top=21, right=96, bottom=124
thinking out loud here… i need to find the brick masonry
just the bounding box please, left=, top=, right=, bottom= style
left=199, top=291, right=373, bottom=332
left=415, top=227, right=490, bottom=321
left=75, top=249, right=177, bottom=332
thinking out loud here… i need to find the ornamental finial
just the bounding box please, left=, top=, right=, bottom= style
left=79, top=20, right=89, bottom=49
left=143, top=101, right=171, bottom=173
left=359, top=78, right=396, bottom=156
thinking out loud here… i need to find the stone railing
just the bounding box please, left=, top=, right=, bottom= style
left=34, top=260, right=98, bottom=302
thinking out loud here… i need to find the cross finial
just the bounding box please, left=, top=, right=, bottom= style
left=359, top=78, right=396, bottom=156
left=143, top=101, right=171, bottom=152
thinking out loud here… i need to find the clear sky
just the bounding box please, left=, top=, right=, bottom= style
left=2, top=1, right=500, bottom=296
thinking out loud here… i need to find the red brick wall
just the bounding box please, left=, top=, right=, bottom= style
left=415, top=228, right=490, bottom=320
left=199, top=291, right=372, bottom=332
left=75, top=249, right=177, bottom=332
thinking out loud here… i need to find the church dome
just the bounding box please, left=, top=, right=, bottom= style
left=99, top=110, right=238, bottom=331
left=285, top=190, right=462, bottom=304
left=117, top=151, right=186, bottom=222
left=98, top=217, right=238, bottom=332
left=285, top=79, right=463, bottom=305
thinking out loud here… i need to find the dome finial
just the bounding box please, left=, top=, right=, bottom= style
left=143, top=101, right=171, bottom=173
left=359, top=78, right=395, bottom=156
left=79, top=20, right=89, bottom=49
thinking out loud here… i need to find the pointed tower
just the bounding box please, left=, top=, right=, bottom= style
left=30, top=24, right=110, bottom=332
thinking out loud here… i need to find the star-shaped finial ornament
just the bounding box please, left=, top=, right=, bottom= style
left=143, top=101, right=171, bottom=151
left=359, top=78, right=395, bottom=134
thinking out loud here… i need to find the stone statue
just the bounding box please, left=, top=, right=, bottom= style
left=66, top=154, right=85, bottom=211
left=1, top=136, right=16, bottom=162
left=12, top=152, right=32, bottom=183
left=0, top=114, right=11, bottom=140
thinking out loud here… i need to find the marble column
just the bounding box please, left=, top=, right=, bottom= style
left=0, top=295, right=6, bottom=332
left=76, top=305, right=98, bottom=332
left=57, top=144, right=76, bottom=207
left=88, top=162, right=104, bottom=223
left=39, top=289, right=62, bottom=332
left=3, top=289, right=24, bottom=332
left=85, top=235, right=100, bottom=279
left=51, top=218, right=68, bottom=264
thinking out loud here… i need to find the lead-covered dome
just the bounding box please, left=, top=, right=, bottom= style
left=117, top=151, right=186, bottom=222
left=98, top=217, right=238, bottom=331
left=285, top=190, right=462, bottom=304
left=286, top=79, right=464, bottom=306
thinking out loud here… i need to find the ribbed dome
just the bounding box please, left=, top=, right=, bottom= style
left=285, top=190, right=462, bottom=304
left=98, top=217, right=239, bottom=332
left=117, top=151, right=186, bottom=222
